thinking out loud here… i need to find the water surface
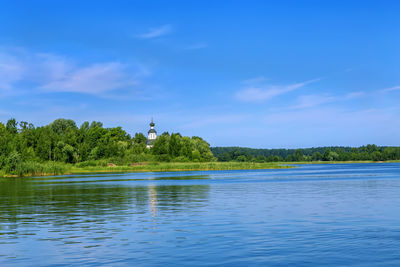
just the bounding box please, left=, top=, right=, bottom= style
left=1, top=163, right=400, bottom=266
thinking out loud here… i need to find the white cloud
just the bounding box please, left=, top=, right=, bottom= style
left=345, top=91, right=365, bottom=99
left=0, top=53, right=24, bottom=90
left=287, top=90, right=365, bottom=110
left=0, top=47, right=150, bottom=97
left=381, top=85, right=400, bottom=93
left=41, top=62, right=138, bottom=94
left=290, top=94, right=336, bottom=109
left=138, top=24, right=172, bottom=39
left=31, top=53, right=72, bottom=82
left=235, top=78, right=320, bottom=102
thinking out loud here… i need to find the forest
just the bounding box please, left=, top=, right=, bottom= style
left=211, top=145, right=400, bottom=162
left=0, top=118, right=214, bottom=175
left=1, top=118, right=399, bottom=177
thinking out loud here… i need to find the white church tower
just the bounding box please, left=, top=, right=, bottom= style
left=146, top=118, right=157, bottom=148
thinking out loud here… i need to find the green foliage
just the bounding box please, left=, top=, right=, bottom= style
left=6, top=118, right=18, bottom=134
left=4, top=150, right=21, bottom=173
left=4, top=117, right=399, bottom=177
left=152, top=132, right=214, bottom=162
left=0, top=118, right=216, bottom=177
left=212, top=146, right=400, bottom=163
left=50, top=118, right=77, bottom=135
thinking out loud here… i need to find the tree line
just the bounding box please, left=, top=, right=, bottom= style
left=0, top=118, right=215, bottom=173
left=211, top=145, right=400, bottom=162
left=1, top=118, right=399, bottom=175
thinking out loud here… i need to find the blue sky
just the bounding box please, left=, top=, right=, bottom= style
left=0, top=0, right=399, bottom=148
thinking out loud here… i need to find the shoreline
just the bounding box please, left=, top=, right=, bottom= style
left=0, top=162, right=292, bottom=178
left=1, top=160, right=400, bottom=178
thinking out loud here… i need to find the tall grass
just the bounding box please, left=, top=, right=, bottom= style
left=1, top=160, right=291, bottom=178
left=2, top=158, right=397, bottom=179
left=1, top=161, right=70, bottom=177
left=70, top=161, right=291, bottom=174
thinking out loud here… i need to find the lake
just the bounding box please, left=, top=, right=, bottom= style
left=1, top=163, right=400, bottom=266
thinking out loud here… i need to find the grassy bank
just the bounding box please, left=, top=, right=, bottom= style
left=70, top=162, right=292, bottom=173
left=0, top=161, right=70, bottom=178
left=2, top=160, right=399, bottom=178
left=0, top=161, right=292, bottom=178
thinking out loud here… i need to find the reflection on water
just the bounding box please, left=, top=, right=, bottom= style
left=0, top=177, right=210, bottom=226
left=1, top=164, right=400, bottom=266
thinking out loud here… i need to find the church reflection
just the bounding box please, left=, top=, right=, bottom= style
left=147, top=184, right=210, bottom=217
left=0, top=175, right=210, bottom=230
left=148, top=185, right=158, bottom=217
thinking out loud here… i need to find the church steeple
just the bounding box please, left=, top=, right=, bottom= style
left=146, top=118, right=157, bottom=148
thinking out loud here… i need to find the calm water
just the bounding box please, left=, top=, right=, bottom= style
left=1, top=163, right=400, bottom=266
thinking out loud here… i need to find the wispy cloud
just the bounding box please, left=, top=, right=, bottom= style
left=288, top=90, right=365, bottom=110
left=40, top=63, right=139, bottom=94
left=235, top=78, right=320, bottom=102
left=381, top=85, right=400, bottom=93
left=138, top=24, right=172, bottom=39
left=184, top=42, right=208, bottom=50
left=290, top=94, right=336, bottom=109
left=0, top=47, right=150, bottom=97
left=0, top=53, right=24, bottom=91
left=345, top=91, right=364, bottom=99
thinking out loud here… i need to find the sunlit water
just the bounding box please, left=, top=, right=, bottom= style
left=1, top=163, right=400, bottom=266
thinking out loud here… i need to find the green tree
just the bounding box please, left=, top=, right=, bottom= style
left=312, top=152, right=321, bottom=161
left=152, top=134, right=170, bottom=161
left=6, top=118, right=18, bottom=134
left=169, top=133, right=182, bottom=157
left=293, top=149, right=304, bottom=161
left=50, top=118, right=77, bottom=135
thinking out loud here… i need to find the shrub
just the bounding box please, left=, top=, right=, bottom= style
left=173, top=156, right=190, bottom=162
left=75, top=160, right=99, bottom=168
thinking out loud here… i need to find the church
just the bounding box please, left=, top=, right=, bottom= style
left=146, top=119, right=157, bottom=148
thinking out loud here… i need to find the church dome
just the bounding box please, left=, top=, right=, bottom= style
left=148, top=128, right=157, bottom=134
left=147, top=119, right=157, bottom=147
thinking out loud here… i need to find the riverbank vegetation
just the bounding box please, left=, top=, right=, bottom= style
left=212, top=146, right=400, bottom=163
left=0, top=160, right=289, bottom=178
left=1, top=118, right=398, bottom=178
left=0, top=118, right=219, bottom=177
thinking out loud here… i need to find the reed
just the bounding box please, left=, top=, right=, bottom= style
left=3, top=160, right=398, bottom=178
left=1, top=161, right=70, bottom=178
left=69, top=161, right=292, bottom=174
left=1, top=161, right=292, bottom=178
